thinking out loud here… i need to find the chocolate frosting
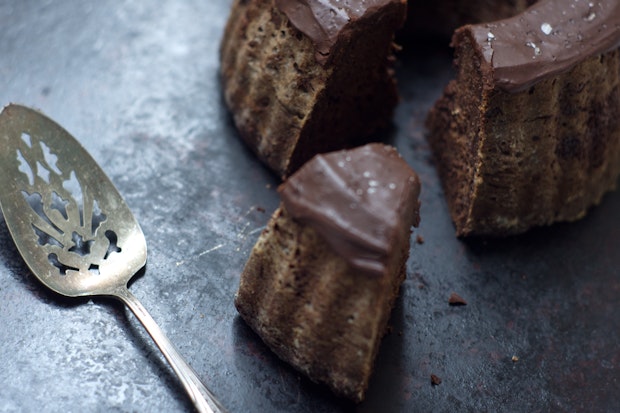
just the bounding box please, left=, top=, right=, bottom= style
left=275, top=0, right=401, bottom=64
left=467, top=0, right=620, bottom=92
left=279, top=143, right=421, bottom=277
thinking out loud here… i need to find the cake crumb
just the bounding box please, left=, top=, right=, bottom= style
left=431, top=374, right=442, bottom=385
left=448, top=292, right=467, bottom=306
left=416, top=234, right=425, bottom=244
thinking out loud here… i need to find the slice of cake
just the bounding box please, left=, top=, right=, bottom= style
left=426, top=0, right=620, bottom=236
left=220, top=0, right=407, bottom=178
left=235, top=143, right=421, bottom=402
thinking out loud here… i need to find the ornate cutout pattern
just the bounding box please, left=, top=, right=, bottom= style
left=16, top=132, right=122, bottom=277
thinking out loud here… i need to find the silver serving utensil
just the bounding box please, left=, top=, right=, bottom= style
left=0, top=104, right=226, bottom=413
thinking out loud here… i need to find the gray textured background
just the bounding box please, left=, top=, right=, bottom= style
left=0, top=1, right=618, bottom=412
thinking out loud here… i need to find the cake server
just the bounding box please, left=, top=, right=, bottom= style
left=0, top=104, right=226, bottom=413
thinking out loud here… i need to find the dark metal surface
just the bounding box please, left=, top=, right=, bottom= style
left=0, top=1, right=618, bottom=412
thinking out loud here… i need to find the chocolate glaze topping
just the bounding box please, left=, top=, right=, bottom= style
left=466, top=0, right=620, bottom=92
left=279, top=143, right=421, bottom=276
left=275, top=0, right=401, bottom=64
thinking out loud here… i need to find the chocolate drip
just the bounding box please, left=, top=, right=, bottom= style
left=466, top=0, right=620, bottom=92
left=279, top=144, right=421, bottom=276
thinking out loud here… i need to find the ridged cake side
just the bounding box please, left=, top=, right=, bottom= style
left=220, top=0, right=328, bottom=177
left=220, top=0, right=405, bottom=178
left=234, top=207, right=408, bottom=402
left=427, top=29, right=620, bottom=236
